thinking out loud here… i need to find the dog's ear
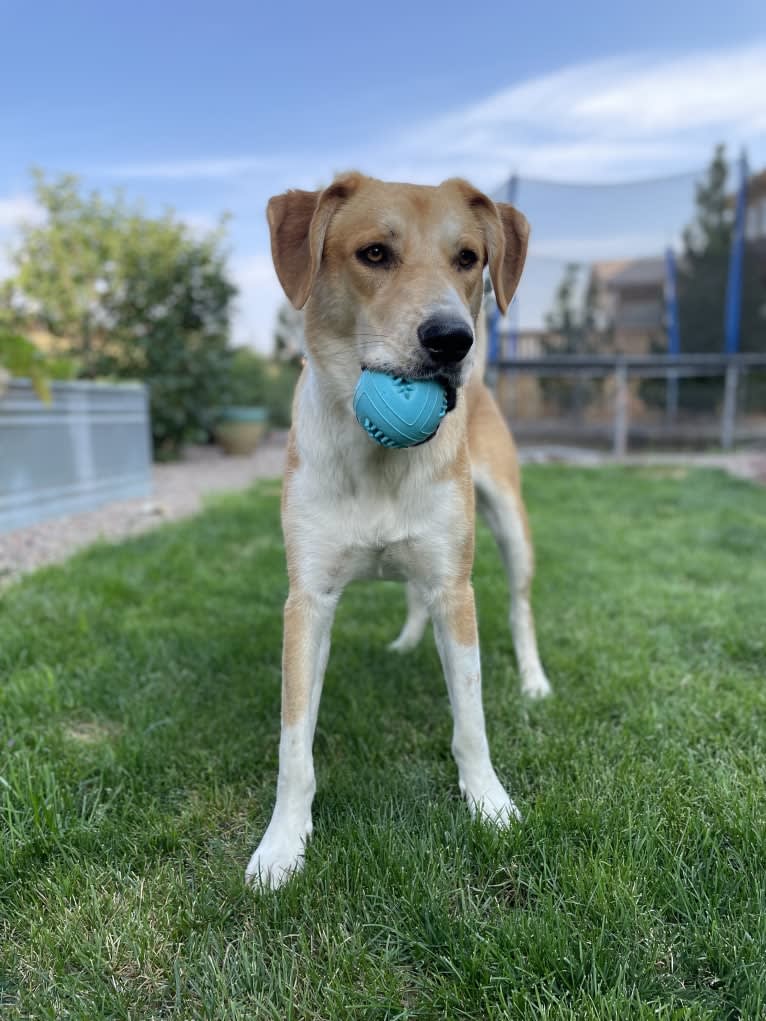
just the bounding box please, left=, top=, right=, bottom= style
left=448, top=180, right=529, bottom=314
left=267, top=173, right=361, bottom=309
left=488, top=202, right=530, bottom=314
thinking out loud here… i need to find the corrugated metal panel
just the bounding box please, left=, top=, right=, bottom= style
left=0, top=379, right=152, bottom=532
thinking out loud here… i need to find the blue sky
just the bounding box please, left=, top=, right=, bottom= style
left=2, top=0, right=766, bottom=346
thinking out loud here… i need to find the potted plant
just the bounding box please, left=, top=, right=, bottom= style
left=215, top=348, right=272, bottom=456
left=215, top=404, right=269, bottom=456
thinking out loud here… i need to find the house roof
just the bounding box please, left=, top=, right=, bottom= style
left=745, top=168, right=766, bottom=203
left=605, top=257, right=666, bottom=290
left=591, top=256, right=665, bottom=291
left=726, top=166, right=766, bottom=206
left=589, top=260, right=631, bottom=285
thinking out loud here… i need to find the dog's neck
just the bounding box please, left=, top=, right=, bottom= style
left=301, top=346, right=358, bottom=419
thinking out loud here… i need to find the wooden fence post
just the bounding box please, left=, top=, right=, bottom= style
left=613, top=362, right=629, bottom=457
left=721, top=363, right=739, bottom=450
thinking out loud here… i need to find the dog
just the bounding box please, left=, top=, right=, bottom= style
left=246, top=172, right=550, bottom=889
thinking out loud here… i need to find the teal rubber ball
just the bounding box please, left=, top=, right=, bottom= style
left=353, top=370, right=448, bottom=448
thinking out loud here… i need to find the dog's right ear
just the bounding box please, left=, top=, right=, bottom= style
left=267, top=173, right=361, bottom=309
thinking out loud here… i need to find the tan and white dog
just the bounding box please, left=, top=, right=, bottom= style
left=246, top=172, right=550, bottom=889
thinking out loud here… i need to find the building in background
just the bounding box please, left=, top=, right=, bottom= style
left=588, top=257, right=666, bottom=354
left=743, top=168, right=766, bottom=243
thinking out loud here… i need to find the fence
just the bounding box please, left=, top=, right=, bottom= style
left=488, top=158, right=765, bottom=363
left=489, top=354, right=766, bottom=454
left=0, top=379, right=152, bottom=532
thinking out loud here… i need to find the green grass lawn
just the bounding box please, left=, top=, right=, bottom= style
left=1, top=466, right=765, bottom=1020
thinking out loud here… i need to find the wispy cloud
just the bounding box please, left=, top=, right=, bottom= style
left=94, top=156, right=285, bottom=180
left=83, top=42, right=766, bottom=190
left=529, top=234, right=679, bottom=262
left=0, top=194, right=40, bottom=229
left=572, top=46, right=766, bottom=137
left=387, top=42, right=766, bottom=183
left=230, top=253, right=283, bottom=352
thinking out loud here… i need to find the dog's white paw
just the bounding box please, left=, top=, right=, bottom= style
left=520, top=665, right=552, bottom=700
left=461, top=775, right=522, bottom=827
left=245, top=831, right=307, bottom=890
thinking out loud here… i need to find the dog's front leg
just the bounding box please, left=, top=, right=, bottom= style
left=246, top=589, right=337, bottom=889
left=430, top=582, right=521, bottom=825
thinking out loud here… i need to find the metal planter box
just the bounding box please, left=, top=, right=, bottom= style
left=0, top=379, right=152, bottom=533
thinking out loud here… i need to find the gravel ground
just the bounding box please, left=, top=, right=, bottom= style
left=0, top=432, right=287, bottom=586
left=521, top=445, right=766, bottom=483
left=1, top=433, right=763, bottom=587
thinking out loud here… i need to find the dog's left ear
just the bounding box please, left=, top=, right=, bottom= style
left=267, top=173, right=362, bottom=309
left=488, top=202, right=530, bottom=314
left=449, top=180, right=530, bottom=315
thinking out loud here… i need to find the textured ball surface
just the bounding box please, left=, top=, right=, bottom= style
left=353, top=370, right=447, bottom=448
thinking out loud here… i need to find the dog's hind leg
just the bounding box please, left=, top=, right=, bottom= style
left=389, top=583, right=430, bottom=652
left=469, top=386, right=551, bottom=699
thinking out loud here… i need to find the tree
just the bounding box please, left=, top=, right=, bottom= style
left=678, top=144, right=765, bottom=353
left=544, top=263, right=586, bottom=352
left=3, top=171, right=237, bottom=454
left=1, top=172, right=123, bottom=372
left=542, top=263, right=604, bottom=414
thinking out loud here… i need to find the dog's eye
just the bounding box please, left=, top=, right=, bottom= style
left=357, top=244, right=390, bottom=267
left=457, top=249, right=478, bottom=269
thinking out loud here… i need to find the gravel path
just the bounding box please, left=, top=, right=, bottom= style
left=0, top=433, right=287, bottom=586
left=2, top=433, right=763, bottom=588
left=520, top=445, right=766, bottom=483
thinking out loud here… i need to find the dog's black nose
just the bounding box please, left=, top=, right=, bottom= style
left=418, top=317, right=474, bottom=364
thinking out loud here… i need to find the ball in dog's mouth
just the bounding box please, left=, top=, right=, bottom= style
left=353, top=369, right=453, bottom=448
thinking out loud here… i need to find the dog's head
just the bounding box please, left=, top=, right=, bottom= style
left=267, top=172, right=529, bottom=398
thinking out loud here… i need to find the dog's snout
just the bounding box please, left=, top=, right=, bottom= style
left=417, top=317, right=473, bottom=364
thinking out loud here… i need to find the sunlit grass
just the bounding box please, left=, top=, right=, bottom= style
left=1, top=467, right=765, bottom=1019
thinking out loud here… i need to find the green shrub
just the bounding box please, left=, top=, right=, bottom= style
left=226, top=348, right=300, bottom=428
left=2, top=172, right=237, bottom=458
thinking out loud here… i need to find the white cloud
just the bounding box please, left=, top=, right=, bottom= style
left=178, top=210, right=222, bottom=236
left=230, top=252, right=284, bottom=353
left=529, top=233, right=679, bottom=262
left=94, top=155, right=285, bottom=180
left=572, top=46, right=766, bottom=137
left=388, top=42, right=766, bottom=184
left=0, top=194, right=40, bottom=229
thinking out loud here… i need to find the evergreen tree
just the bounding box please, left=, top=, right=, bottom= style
left=678, top=145, right=765, bottom=353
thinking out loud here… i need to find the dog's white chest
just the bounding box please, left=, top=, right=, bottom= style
left=292, top=473, right=458, bottom=592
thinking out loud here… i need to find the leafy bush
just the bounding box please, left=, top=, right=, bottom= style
left=226, top=349, right=300, bottom=428
left=0, top=330, right=77, bottom=401
left=2, top=172, right=237, bottom=457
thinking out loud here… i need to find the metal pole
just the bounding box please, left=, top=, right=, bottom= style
left=613, top=362, right=629, bottom=457
left=486, top=301, right=501, bottom=390
left=721, top=362, right=739, bottom=450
